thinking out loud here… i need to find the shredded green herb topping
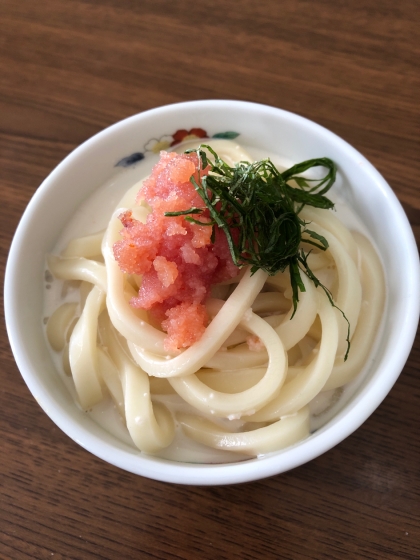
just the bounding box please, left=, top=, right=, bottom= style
left=165, top=145, right=350, bottom=359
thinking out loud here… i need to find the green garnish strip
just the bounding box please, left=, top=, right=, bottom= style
left=164, top=145, right=350, bottom=360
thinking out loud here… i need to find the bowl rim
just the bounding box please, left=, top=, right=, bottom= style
left=4, top=99, right=420, bottom=485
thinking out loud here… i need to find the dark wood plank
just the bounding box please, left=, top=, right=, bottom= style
left=1, top=1, right=419, bottom=559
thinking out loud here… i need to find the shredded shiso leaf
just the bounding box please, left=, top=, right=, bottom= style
left=165, top=145, right=350, bottom=359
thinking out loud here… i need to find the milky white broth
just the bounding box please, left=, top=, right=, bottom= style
left=43, top=140, right=381, bottom=464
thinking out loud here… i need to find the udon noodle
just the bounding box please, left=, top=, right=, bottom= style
left=45, top=140, right=385, bottom=461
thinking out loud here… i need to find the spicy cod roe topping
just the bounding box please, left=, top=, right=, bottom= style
left=113, top=151, right=239, bottom=351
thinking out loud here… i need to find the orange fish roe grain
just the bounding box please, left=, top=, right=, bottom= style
left=162, top=302, right=208, bottom=351
left=153, top=256, right=178, bottom=288
left=113, top=151, right=240, bottom=351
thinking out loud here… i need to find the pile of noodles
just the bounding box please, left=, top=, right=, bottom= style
left=46, top=143, right=384, bottom=458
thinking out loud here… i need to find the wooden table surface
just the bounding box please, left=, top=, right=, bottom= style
left=1, top=1, right=419, bottom=559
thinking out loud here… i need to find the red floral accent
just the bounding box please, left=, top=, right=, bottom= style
left=170, top=128, right=208, bottom=146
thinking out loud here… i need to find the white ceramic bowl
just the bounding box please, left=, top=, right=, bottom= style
left=5, top=100, right=420, bottom=485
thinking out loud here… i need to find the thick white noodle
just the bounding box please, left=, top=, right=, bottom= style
left=169, top=309, right=287, bottom=418
left=302, top=221, right=362, bottom=355
left=48, top=256, right=107, bottom=293
left=46, top=302, right=78, bottom=351
left=99, top=316, right=175, bottom=453
left=96, top=347, right=125, bottom=420
left=177, top=406, right=310, bottom=456
left=300, top=206, right=359, bottom=264
left=274, top=273, right=318, bottom=350
left=203, top=346, right=270, bottom=370
left=248, top=289, right=339, bottom=421
left=323, top=232, right=385, bottom=390
left=196, top=368, right=267, bottom=393
left=61, top=230, right=104, bottom=258
left=68, top=285, right=105, bottom=409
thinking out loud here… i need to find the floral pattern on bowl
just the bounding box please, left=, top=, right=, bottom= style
left=115, top=129, right=240, bottom=167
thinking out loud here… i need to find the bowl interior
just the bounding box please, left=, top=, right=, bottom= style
left=5, top=100, right=419, bottom=484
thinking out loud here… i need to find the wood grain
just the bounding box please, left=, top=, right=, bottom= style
left=1, top=1, right=419, bottom=559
